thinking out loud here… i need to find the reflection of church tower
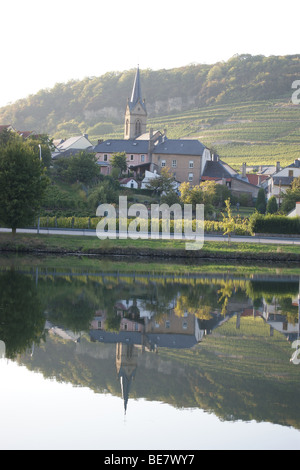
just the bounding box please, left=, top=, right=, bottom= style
left=124, top=66, right=147, bottom=140
left=116, top=343, right=138, bottom=414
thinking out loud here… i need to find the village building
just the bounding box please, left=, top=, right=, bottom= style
left=52, top=134, right=93, bottom=159
left=201, top=156, right=260, bottom=202
left=267, top=159, right=300, bottom=204
left=94, top=67, right=211, bottom=184
left=119, top=177, right=139, bottom=189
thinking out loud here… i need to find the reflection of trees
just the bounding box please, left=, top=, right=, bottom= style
left=0, top=270, right=45, bottom=359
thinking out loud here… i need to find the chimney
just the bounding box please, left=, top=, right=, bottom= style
left=258, top=175, right=262, bottom=186
left=98, top=139, right=103, bottom=145
left=242, top=162, right=247, bottom=179
left=276, top=161, right=281, bottom=173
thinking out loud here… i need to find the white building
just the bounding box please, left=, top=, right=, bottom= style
left=119, top=178, right=139, bottom=189
left=52, top=134, right=93, bottom=159
left=267, top=159, right=300, bottom=203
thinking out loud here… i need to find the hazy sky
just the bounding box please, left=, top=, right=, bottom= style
left=0, top=0, right=299, bottom=108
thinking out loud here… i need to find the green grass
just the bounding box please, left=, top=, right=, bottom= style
left=1, top=233, right=300, bottom=259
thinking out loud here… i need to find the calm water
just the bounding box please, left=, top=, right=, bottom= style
left=0, top=255, right=300, bottom=450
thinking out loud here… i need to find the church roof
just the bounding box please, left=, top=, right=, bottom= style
left=128, top=67, right=147, bottom=113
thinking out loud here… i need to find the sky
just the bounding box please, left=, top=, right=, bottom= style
left=0, top=0, right=299, bottom=108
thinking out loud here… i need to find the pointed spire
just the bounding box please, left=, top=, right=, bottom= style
left=130, top=65, right=142, bottom=106
left=128, top=66, right=146, bottom=113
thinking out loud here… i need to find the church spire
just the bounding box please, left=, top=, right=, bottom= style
left=124, top=66, right=147, bottom=139
left=130, top=66, right=142, bottom=107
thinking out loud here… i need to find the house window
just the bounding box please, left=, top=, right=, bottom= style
left=289, top=170, right=294, bottom=178
left=172, top=160, right=177, bottom=168
left=98, top=321, right=102, bottom=329
left=104, top=154, right=108, bottom=162
left=189, top=173, right=194, bottom=181
left=130, top=155, right=134, bottom=161
left=165, top=321, right=170, bottom=329
left=189, top=161, right=194, bottom=169
left=161, top=160, right=166, bottom=167
left=182, top=321, right=188, bottom=330
left=141, top=155, right=145, bottom=162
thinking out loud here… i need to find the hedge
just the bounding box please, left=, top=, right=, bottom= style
left=250, top=213, right=300, bottom=235
left=38, top=216, right=251, bottom=235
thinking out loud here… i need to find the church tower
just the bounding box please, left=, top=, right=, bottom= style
left=124, top=66, right=147, bottom=140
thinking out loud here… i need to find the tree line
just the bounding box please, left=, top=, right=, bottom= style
left=0, top=54, right=299, bottom=137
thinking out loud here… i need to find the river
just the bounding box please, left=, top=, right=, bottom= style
left=0, top=254, right=299, bottom=450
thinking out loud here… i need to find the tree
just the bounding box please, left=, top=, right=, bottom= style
left=281, top=177, right=300, bottom=214
left=0, top=270, right=45, bottom=359
left=26, top=134, right=54, bottom=169
left=111, top=152, right=127, bottom=177
left=222, top=198, right=235, bottom=244
left=266, top=195, right=278, bottom=214
left=256, top=188, right=267, bottom=214
left=147, top=167, right=176, bottom=195
left=0, top=140, right=49, bottom=235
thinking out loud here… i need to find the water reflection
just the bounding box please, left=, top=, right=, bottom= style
left=0, top=264, right=300, bottom=428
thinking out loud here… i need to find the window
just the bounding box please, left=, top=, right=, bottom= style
left=289, top=170, right=294, bottom=178
left=135, top=119, right=141, bottom=135
left=161, top=160, right=166, bottom=167
left=189, top=161, right=194, bottom=169
left=172, top=160, right=177, bottom=168
left=165, top=321, right=170, bottom=329
left=141, top=155, right=145, bottom=162
left=182, top=321, right=188, bottom=330
left=104, top=154, right=108, bottom=162
left=189, top=173, right=194, bottom=181
left=130, top=155, right=134, bottom=161
left=98, top=321, right=102, bottom=329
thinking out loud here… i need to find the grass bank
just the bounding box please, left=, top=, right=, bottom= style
left=0, top=233, right=300, bottom=262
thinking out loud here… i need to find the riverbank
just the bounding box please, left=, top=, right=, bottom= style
left=1, top=233, right=300, bottom=262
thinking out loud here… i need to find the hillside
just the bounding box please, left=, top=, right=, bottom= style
left=1, top=54, right=300, bottom=168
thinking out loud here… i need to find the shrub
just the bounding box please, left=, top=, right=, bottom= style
left=250, top=212, right=300, bottom=234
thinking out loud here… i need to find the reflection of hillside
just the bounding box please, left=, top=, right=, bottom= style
left=18, top=311, right=300, bottom=429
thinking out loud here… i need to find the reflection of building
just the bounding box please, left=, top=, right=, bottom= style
left=116, top=343, right=138, bottom=414
left=262, top=298, right=300, bottom=341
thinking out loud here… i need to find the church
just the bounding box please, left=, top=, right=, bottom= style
left=94, top=67, right=211, bottom=184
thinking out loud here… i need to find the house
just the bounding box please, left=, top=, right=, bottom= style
left=93, top=67, right=211, bottom=183
left=201, top=156, right=260, bottom=202
left=94, top=138, right=151, bottom=177
left=0, top=124, right=16, bottom=133
left=51, top=134, right=93, bottom=159
left=267, top=159, right=300, bottom=204
left=151, top=137, right=211, bottom=184
left=119, top=177, right=139, bottom=189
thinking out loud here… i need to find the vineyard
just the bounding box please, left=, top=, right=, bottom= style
left=98, top=99, right=300, bottom=170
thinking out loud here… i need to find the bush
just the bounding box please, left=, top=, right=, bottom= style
left=250, top=212, right=300, bottom=234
